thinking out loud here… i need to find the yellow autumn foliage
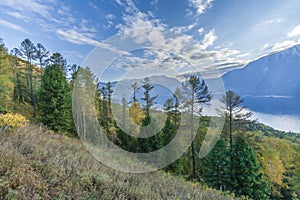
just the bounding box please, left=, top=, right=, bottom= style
left=129, top=102, right=146, bottom=125
left=0, top=113, right=29, bottom=128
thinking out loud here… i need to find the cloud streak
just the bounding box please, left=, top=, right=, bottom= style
left=0, top=19, right=29, bottom=34
left=288, top=25, right=300, bottom=38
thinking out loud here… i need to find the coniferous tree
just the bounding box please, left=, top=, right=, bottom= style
left=35, top=43, right=49, bottom=77
left=106, top=81, right=113, bottom=118
left=10, top=48, right=27, bottom=104
left=99, top=86, right=109, bottom=132
left=47, top=53, right=67, bottom=76
left=20, top=39, right=37, bottom=116
left=131, top=81, right=140, bottom=102
left=231, top=136, right=270, bottom=199
left=37, top=65, right=74, bottom=133
left=0, top=40, right=12, bottom=112
left=141, top=77, right=157, bottom=118
left=202, top=140, right=230, bottom=191
left=181, top=75, right=211, bottom=180
left=218, top=90, right=252, bottom=149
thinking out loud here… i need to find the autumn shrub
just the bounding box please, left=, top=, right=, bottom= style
left=0, top=113, right=29, bottom=129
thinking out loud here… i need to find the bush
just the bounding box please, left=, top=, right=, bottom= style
left=0, top=113, right=29, bottom=129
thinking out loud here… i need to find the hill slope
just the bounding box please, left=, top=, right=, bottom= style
left=222, top=45, right=300, bottom=115
left=0, top=125, right=235, bottom=200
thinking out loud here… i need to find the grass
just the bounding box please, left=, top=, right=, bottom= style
left=0, top=125, right=237, bottom=200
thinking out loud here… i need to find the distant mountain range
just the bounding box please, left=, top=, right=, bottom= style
left=222, top=44, right=300, bottom=115
left=98, top=45, right=300, bottom=116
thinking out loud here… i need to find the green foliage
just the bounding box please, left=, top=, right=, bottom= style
left=230, top=136, right=270, bottom=199
left=20, top=38, right=38, bottom=117
left=203, top=140, right=231, bottom=191
left=37, top=65, right=74, bottom=134
left=0, top=41, right=13, bottom=111
left=218, top=90, right=252, bottom=149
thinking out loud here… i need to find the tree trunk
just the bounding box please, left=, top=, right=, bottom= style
left=191, top=89, right=196, bottom=180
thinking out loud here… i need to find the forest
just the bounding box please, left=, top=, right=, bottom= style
left=0, top=38, right=299, bottom=199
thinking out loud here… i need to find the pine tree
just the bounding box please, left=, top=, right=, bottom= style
left=131, top=81, right=140, bottom=102
left=10, top=48, right=28, bottom=104
left=20, top=39, right=37, bottom=116
left=141, top=77, right=157, bottom=118
left=37, top=64, right=74, bottom=133
left=218, top=90, right=252, bottom=149
left=231, top=136, right=270, bottom=199
left=35, top=43, right=49, bottom=78
left=46, top=53, right=67, bottom=76
left=180, top=75, right=211, bottom=180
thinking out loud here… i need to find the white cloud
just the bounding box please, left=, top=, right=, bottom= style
left=187, top=0, right=214, bottom=15
left=56, top=29, right=130, bottom=56
left=150, top=0, right=159, bottom=6
left=114, top=0, right=123, bottom=6
left=0, top=0, right=53, bottom=18
left=288, top=25, right=300, bottom=37
left=105, top=13, right=116, bottom=28
left=104, top=0, right=247, bottom=79
left=88, top=2, right=98, bottom=9
left=56, top=29, right=100, bottom=46
left=0, top=19, right=29, bottom=34
left=272, top=40, right=298, bottom=51
left=236, top=53, right=250, bottom=58
left=6, top=11, right=30, bottom=21
left=201, top=29, right=217, bottom=49
left=170, top=23, right=197, bottom=34
left=255, top=18, right=282, bottom=29
left=106, top=14, right=115, bottom=20
left=198, top=27, right=204, bottom=35
left=261, top=43, right=269, bottom=50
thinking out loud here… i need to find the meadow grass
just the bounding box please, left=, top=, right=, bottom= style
left=0, top=125, right=238, bottom=200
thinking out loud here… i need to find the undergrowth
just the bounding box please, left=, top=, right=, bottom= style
left=0, top=125, right=238, bottom=199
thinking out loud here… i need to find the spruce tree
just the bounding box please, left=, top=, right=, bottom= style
left=37, top=64, right=74, bottom=133
left=202, top=140, right=230, bottom=191
left=231, top=136, right=270, bottom=199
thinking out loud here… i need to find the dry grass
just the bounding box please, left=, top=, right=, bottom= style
left=0, top=125, right=237, bottom=200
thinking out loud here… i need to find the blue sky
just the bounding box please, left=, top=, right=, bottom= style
left=1, top=0, right=300, bottom=79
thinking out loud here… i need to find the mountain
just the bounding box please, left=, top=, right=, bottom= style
left=222, top=45, right=300, bottom=115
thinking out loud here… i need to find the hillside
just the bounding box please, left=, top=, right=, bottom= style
left=222, top=45, right=300, bottom=115
left=0, top=125, right=236, bottom=200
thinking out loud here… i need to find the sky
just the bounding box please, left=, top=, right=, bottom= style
left=1, top=0, right=300, bottom=80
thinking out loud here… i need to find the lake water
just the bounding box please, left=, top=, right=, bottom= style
left=251, top=111, right=300, bottom=133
